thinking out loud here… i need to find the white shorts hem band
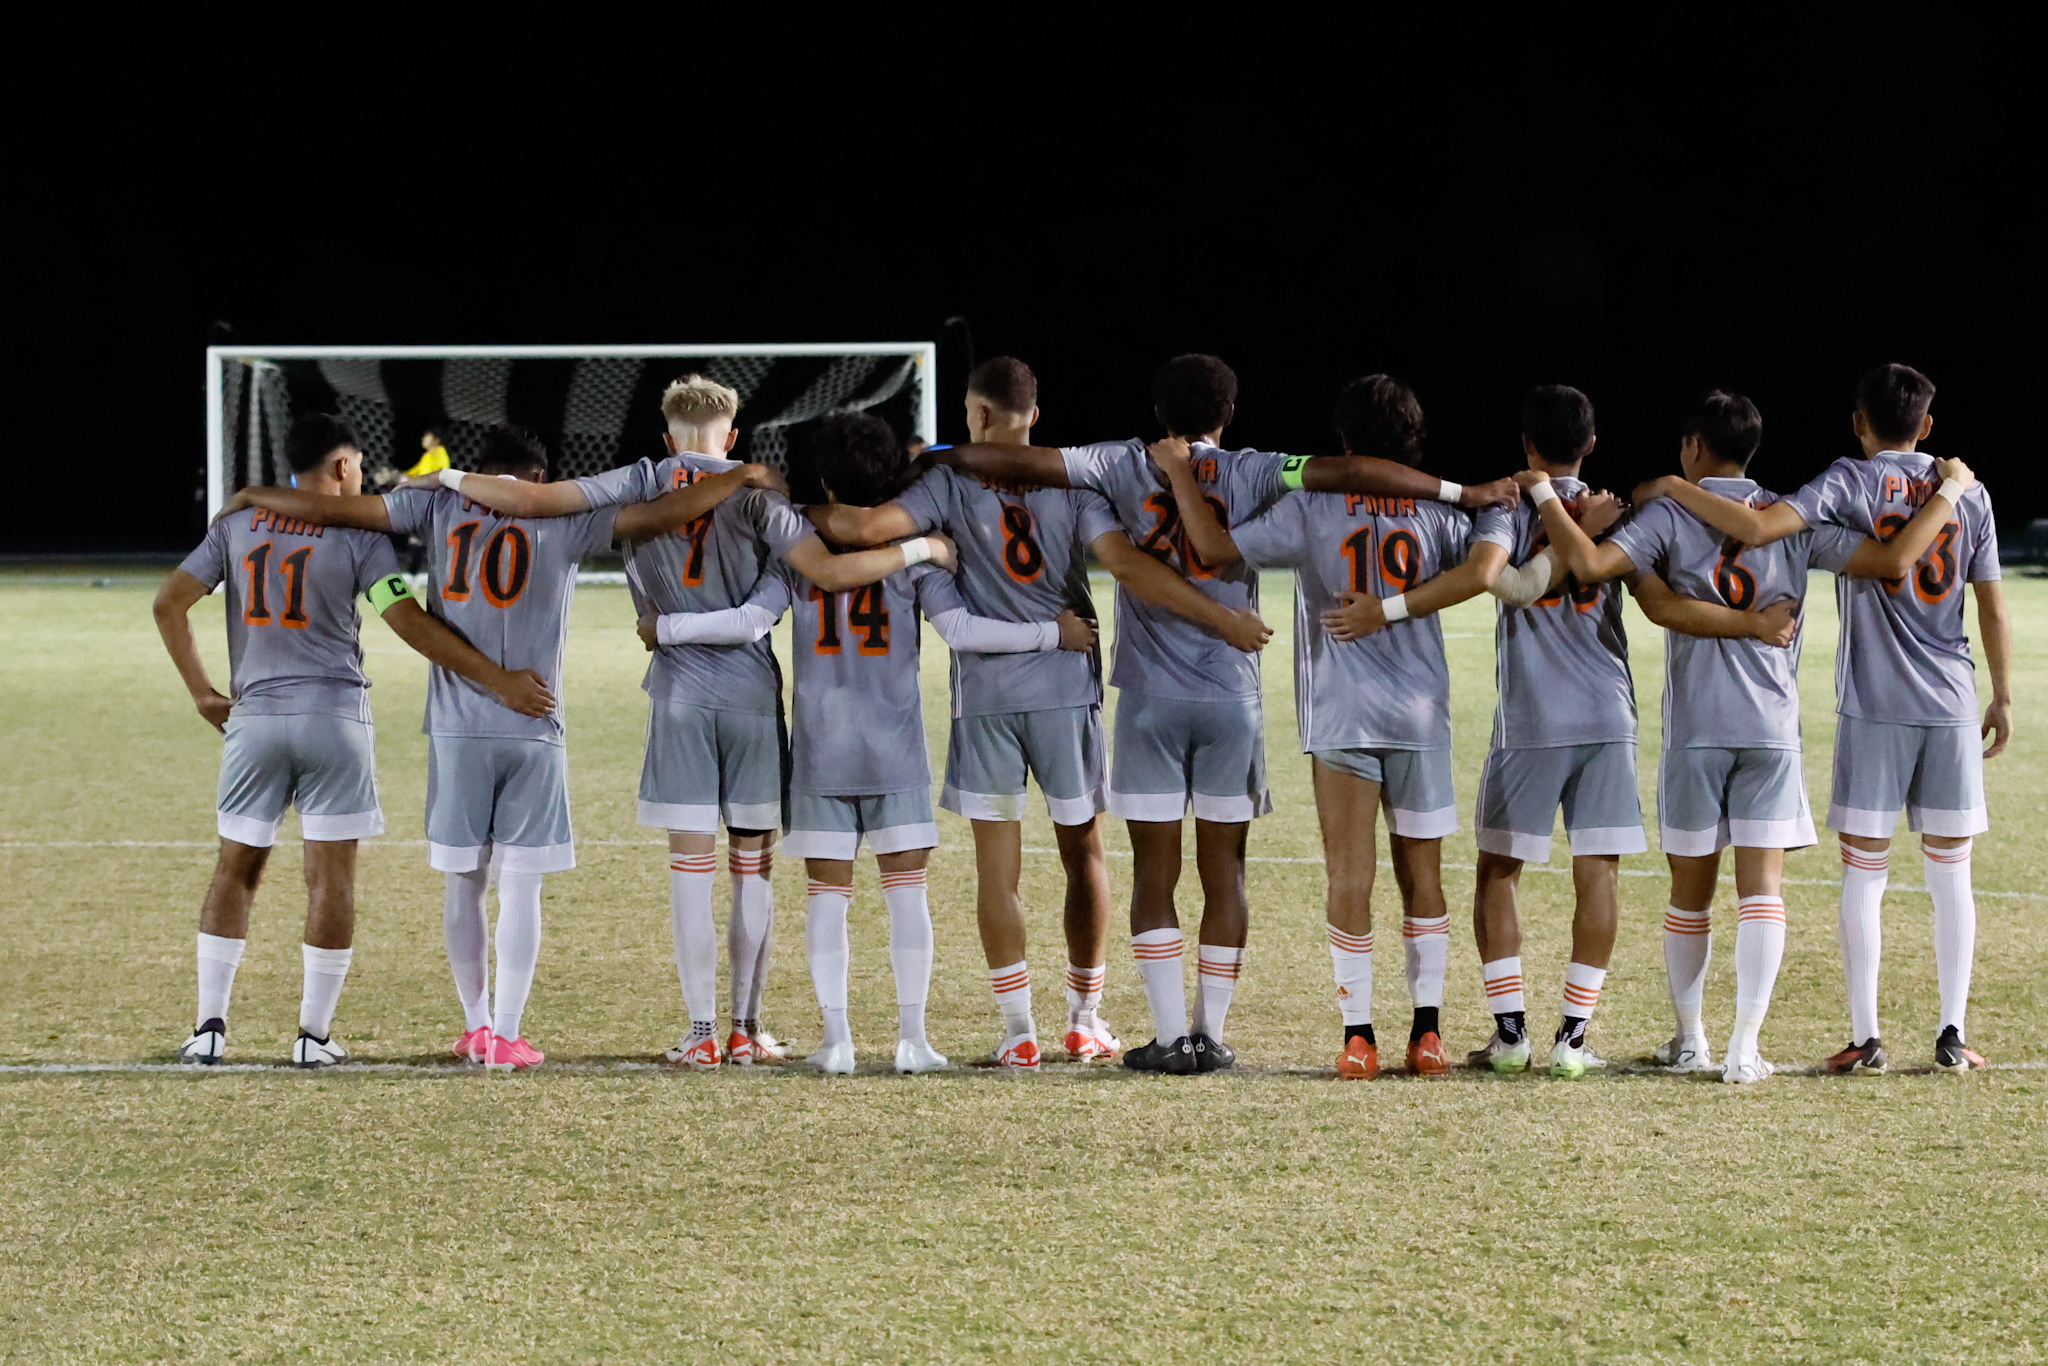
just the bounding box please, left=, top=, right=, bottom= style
left=1043, top=790, right=1107, bottom=826
left=1108, top=789, right=1189, bottom=822
left=1659, top=823, right=1729, bottom=858
left=1567, top=825, right=1648, bottom=856
left=1726, top=815, right=1818, bottom=850
left=1385, top=805, right=1459, bottom=840
left=429, top=841, right=486, bottom=873
left=1906, top=803, right=1990, bottom=837
left=1477, top=828, right=1553, bottom=864
left=637, top=800, right=720, bottom=833
left=300, top=809, right=385, bottom=842
left=495, top=841, right=577, bottom=875
left=216, top=813, right=283, bottom=848
left=940, top=783, right=1029, bottom=823
left=724, top=801, right=782, bottom=832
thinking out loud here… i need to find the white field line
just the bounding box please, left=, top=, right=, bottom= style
left=5, top=838, right=2036, bottom=900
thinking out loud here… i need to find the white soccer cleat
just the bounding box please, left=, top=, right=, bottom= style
left=293, top=1032, right=350, bottom=1069
left=1549, top=1038, right=1606, bottom=1080
left=806, top=1040, right=856, bottom=1075
left=1468, top=1030, right=1532, bottom=1074
left=750, top=1028, right=792, bottom=1061
left=1654, top=1035, right=1717, bottom=1074
left=1721, top=1052, right=1775, bottom=1085
left=178, top=1018, right=227, bottom=1066
left=992, top=1033, right=1042, bottom=1070
left=895, top=1039, right=950, bottom=1074
left=664, top=1035, right=723, bottom=1070
left=1063, top=1019, right=1122, bottom=1063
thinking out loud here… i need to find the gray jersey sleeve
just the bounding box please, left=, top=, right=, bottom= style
left=893, top=467, right=953, bottom=535
left=1784, top=458, right=1874, bottom=534
left=1060, top=441, right=1139, bottom=496
left=1220, top=449, right=1290, bottom=526
left=755, top=492, right=817, bottom=560
left=574, top=458, right=661, bottom=509
left=1071, top=488, right=1122, bottom=547
left=1605, top=498, right=1680, bottom=578
left=179, top=520, right=231, bottom=590
left=1965, top=487, right=2001, bottom=581
left=352, top=531, right=402, bottom=597
left=1229, top=494, right=1309, bottom=570
left=382, top=487, right=436, bottom=537
left=1807, top=523, right=1862, bottom=574
left=1470, top=503, right=1516, bottom=551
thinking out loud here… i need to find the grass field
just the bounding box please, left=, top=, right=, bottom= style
left=2, top=563, right=2043, bottom=1363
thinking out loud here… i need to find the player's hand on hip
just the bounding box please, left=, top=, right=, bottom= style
left=194, top=689, right=232, bottom=732
left=1055, top=610, right=1097, bottom=652
left=636, top=610, right=660, bottom=652
left=1322, top=591, right=1387, bottom=641
left=1934, top=456, right=1976, bottom=490
left=1148, top=436, right=1192, bottom=473
left=494, top=669, right=556, bottom=718
left=1579, top=490, right=1624, bottom=538
left=924, top=534, right=959, bottom=571
left=742, top=464, right=790, bottom=497
left=1982, top=698, right=2011, bottom=759
left=1751, top=597, right=1800, bottom=648
left=1217, top=607, right=1273, bottom=653
left=1465, top=475, right=1520, bottom=507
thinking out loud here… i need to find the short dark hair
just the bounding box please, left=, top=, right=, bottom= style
left=1332, top=374, right=1426, bottom=465
left=1855, top=363, right=1935, bottom=446
left=475, top=422, right=549, bottom=476
left=1681, top=390, right=1763, bottom=467
left=967, top=356, right=1037, bottom=415
left=1152, top=354, right=1237, bottom=437
left=812, top=411, right=911, bottom=506
left=1520, top=384, right=1596, bottom=464
left=285, top=413, right=362, bottom=474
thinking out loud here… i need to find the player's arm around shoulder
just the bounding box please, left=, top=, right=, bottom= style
left=1522, top=472, right=1636, bottom=584
left=1300, top=453, right=1520, bottom=510
left=1149, top=437, right=1240, bottom=567
left=615, top=466, right=785, bottom=545
left=217, top=485, right=395, bottom=533
left=1633, top=470, right=1806, bottom=547
left=1089, top=529, right=1272, bottom=653
left=805, top=499, right=921, bottom=549
left=781, top=529, right=957, bottom=593
left=925, top=442, right=1073, bottom=489
left=1835, top=457, right=1978, bottom=581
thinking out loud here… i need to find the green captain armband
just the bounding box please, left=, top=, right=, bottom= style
left=366, top=573, right=414, bottom=614
left=1280, top=454, right=1312, bottom=490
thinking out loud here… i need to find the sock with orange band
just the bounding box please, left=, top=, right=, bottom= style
left=669, top=849, right=718, bottom=1039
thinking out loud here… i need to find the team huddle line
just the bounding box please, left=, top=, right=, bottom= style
left=154, top=354, right=2010, bottom=1082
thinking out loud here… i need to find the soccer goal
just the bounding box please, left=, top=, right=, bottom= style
left=204, top=343, right=937, bottom=518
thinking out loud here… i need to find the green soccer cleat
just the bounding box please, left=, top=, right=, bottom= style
left=1468, top=1030, right=1532, bottom=1074
left=1549, top=1038, right=1606, bottom=1079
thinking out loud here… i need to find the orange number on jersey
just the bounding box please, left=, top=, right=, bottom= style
left=1001, top=503, right=1043, bottom=583
left=1378, top=529, right=1420, bottom=593
left=242, top=542, right=273, bottom=624
left=1713, top=543, right=1757, bottom=610
left=849, top=583, right=890, bottom=654
left=810, top=585, right=842, bottom=654
left=1139, top=490, right=1225, bottom=579
left=1914, top=521, right=1960, bottom=604
left=279, top=546, right=313, bottom=628
left=444, top=521, right=480, bottom=601
left=480, top=525, right=531, bottom=608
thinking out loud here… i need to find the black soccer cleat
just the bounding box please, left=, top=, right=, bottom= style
left=1191, top=1034, right=1237, bottom=1073
left=1934, top=1026, right=1986, bottom=1073
left=1123, top=1036, right=1197, bottom=1074
left=1821, top=1037, right=1887, bottom=1075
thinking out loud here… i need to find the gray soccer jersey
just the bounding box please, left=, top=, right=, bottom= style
left=576, top=455, right=813, bottom=714
left=776, top=559, right=964, bottom=796
left=894, top=465, right=1120, bottom=718
left=1607, top=477, right=1863, bottom=750
left=1232, top=490, right=1514, bottom=751
left=1060, top=439, right=1289, bottom=702
left=383, top=487, right=620, bottom=742
left=178, top=508, right=402, bottom=721
left=1783, top=451, right=2001, bottom=726
left=1491, top=476, right=1636, bottom=750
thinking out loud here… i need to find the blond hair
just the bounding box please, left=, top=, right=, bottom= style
left=660, top=374, right=740, bottom=425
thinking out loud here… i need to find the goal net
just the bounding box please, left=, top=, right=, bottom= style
left=206, top=343, right=936, bottom=517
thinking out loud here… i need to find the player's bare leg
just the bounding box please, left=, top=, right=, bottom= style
left=1313, top=759, right=1381, bottom=1079
left=1549, top=853, right=1619, bottom=1077
left=293, top=839, right=358, bottom=1067
left=1659, top=852, right=1721, bottom=1072
left=1469, top=851, right=1531, bottom=1071
left=1054, top=815, right=1117, bottom=1061
left=1722, top=846, right=1786, bottom=1083
left=1388, top=834, right=1452, bottom=1075
left=1124, top=819, right=1195, bottom=1073
left=725, top=829, right=781, bottom=1063
left=972, top=818, right=1039, bottom=1068
left=1829, top=831, right=1892, bottom=1074
left=1189, top=818, right=1250, bottom=1071
left=181, top=839, right=269, bottom=1064
left=876, top=847, right=945, bottom=1073
left=664, top=830, right=722, bottom=1069
left=802, top=856, right=858, bottom=1073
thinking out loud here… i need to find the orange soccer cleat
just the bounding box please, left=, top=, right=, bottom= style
left=1406, top=1031, right=1451, bottom=1075
left=724, top=1031, right=755, bottom=1067
left=1337, top=1035, right=1380, bottom=1080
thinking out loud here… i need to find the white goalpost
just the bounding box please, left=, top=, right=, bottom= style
left=204, top=342, right=938, bottom=518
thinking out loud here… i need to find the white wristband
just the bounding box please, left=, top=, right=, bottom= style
left=1381, top=593, right=1410, bottom=623
left=899, top=537, right=933, bottom=567
left=436, top=468, right=466, bottom=492
left=1937, top=477, right=1967, bottom=507
left=1436, top=479, right=1463, bottom=504
left=1527, top=479, right=1559, bottom=506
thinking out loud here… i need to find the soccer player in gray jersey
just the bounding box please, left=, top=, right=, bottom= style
left=158, top=415, right=553, bottom=1067
left=1180, top=375, right=1516, bottom=1081
left=428, top=377, right=953, bottom=1069
left=224, top=422, right=762, bottom=1070
left=933, top=355, right=1519, bottom=1073
left=1534, top=391, right=1970, bottom=1082
left=809, top=358, right=1272, bottom=1070
left=1633, top=364, right=2011, bottom=1074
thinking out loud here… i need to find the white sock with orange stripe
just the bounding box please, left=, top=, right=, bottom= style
left=805, top=880, right=853, bottom=1048
left=1193, top=944, right=1244, bottom=1041
left=1065, top=961, right=1105, bottom=1031
left=727, top=846, right=775, bottom=1032
left=1838, top=841, right=1888, bottom=1043
left=1131, top=929, right=1188, bottom=1042
left=1559, top=962, right=1606, bottom=1044
left=1662, top=904, right=1713, bottom=1042
left=1481, top=956, right=1526, bottom=1037
left=1923, top=839, right=1976, bottom=1037
left=881, top=867, right=934, bottom=1044
left=989, top=961, right=1034, bottom=1039
left=670, top=850, right=718, bottom=1034
left=1402, top=915, right=1449, bottom=1009
left=1729, top=894, right=1786, bottom=1060
left=1327, top=925, right=1373, bottom=1026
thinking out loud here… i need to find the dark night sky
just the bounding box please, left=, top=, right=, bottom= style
left=10, top=25, right=2036, bottom=554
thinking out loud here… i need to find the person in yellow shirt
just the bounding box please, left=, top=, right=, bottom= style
left=404, top=428, right=451, bottom=479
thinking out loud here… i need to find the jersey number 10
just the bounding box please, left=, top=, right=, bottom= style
left=443, top=522, right=532, bottom=608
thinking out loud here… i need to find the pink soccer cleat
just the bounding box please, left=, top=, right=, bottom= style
left=453, top=1026, right=492, bottom=1064
left=485, top=1034, right=545, bottom=1071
